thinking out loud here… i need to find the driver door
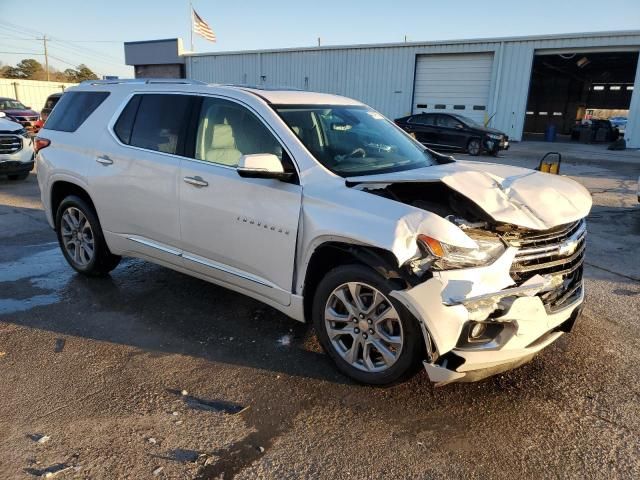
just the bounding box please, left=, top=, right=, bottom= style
left=179, top=96, right=302, bottom=306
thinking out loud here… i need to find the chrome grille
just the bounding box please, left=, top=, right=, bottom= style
left=0, top=135, right=23, bottom=154
left=505, top=219, right=586, bottom=312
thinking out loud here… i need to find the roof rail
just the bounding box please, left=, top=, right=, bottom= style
left=80, top=78, right=207, bottom=86
left=226, top=84, right=304, bottom=91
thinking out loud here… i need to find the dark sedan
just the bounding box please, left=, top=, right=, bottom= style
left=395, top=112, right=509, bottom=156
left=0, top=97, right=40, bottom=134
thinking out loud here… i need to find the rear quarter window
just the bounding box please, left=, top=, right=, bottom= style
left=118, top=94, right=194, bottom=156
left=45, top=91, right=109, bottom=132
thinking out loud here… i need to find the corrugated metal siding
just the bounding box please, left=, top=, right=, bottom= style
left=185, top=32, right=640, bottom=142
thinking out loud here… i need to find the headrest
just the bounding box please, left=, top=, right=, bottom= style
left=212, top=124, right=235, bottom=149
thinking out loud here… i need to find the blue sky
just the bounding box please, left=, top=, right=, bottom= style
left=1, top=0, right=639, bottom=78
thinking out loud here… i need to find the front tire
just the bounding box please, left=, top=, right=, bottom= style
left=312, top=264, right=423, bottom=385
left=467, top=138, right=482, bottom=156
left=55, top=195, right=121, bottom=276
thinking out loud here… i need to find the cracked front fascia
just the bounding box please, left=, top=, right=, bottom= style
left=390, top=247, right=551, bottom=355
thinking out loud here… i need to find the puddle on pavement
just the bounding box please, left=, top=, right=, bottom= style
left=0, top=246, right=73, bottom=316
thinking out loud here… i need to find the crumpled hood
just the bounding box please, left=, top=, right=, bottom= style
left=346, top=161, right=592, bottom=230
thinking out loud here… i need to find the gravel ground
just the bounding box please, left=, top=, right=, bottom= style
left=0, top=151, right=638, bottom=479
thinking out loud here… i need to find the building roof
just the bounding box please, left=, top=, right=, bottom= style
left=185, top=30, right=640, bottom=57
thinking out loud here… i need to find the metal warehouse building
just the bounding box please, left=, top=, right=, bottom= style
left=125, top=31, right=640, bottom=147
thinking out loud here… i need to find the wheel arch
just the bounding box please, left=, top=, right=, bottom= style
left=51, top=180, right=97, bottom=222
left=300, top=240, right=419, bottom=324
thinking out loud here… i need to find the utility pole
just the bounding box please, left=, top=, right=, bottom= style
left=317, top=37, right=321, bottom=47
left=38, top=35, right=50, bottom=81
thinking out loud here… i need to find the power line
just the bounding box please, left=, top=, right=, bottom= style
left=0, top=50, right=42, bottom=55
left=49, top=37, right=124, bottom=62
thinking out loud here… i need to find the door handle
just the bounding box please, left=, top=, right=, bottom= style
left=96, top=155, right=113, bottom=165
left=183, top=176, right=209, bottom=187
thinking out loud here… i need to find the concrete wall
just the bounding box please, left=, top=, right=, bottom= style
left=0, top=78, right=77, bottom=112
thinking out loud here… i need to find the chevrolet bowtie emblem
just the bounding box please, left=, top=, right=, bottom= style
left=558, top=239, right=579, bottom=257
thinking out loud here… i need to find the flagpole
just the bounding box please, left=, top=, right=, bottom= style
left=189, top=0, right=194, bottom=52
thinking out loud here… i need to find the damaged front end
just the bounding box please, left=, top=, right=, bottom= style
left=343, top=163, right=591, bottom=385
left=391, top=218, right=587, bottom=385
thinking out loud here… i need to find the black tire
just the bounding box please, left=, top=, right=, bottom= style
left=55, top=195, right=121, bottom=276
left=467, top=138, right=482, bottom=156
left=312, top=264, right=424, bottom=385
left=8, top=172, right=29, bottom=181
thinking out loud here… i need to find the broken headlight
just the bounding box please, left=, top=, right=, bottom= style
left=416, top=232, right=505, bottom=270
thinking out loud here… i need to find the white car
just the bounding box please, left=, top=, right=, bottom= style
left=0, top=112, right=34, bottom=180
left=36, top=80, right=591, bottom=385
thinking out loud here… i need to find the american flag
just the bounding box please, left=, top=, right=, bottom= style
left=192, top=9, right=216, bottom=42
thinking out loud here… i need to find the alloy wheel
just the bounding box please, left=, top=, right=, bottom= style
left=324, top=282, right=404, bottom=372
left=468, top=139, right=481, bottom=155
left=60, top=207, right=95, bottom=267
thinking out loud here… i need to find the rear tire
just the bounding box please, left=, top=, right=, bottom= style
left=467, top=138, right=482, bottom=156
left=8, top=172, right=29, bottom=181
left=312, top=264, right=423, bottom=385
left=55, top=195, right=121, bottom=276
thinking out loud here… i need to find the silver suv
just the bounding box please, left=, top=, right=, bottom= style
left=36, top=80, right=591, bottom=386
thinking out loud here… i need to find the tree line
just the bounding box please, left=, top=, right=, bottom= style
left=0, top=58, right=99, bottom=82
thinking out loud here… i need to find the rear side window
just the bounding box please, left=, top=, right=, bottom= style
left=409, top=114, right=435, bottom=126
left=119, top=94, right=193, bottom=156
left=45, top=91, right=109, bottom=132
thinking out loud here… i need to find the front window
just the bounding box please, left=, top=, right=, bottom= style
left=452, top=114, right=482, bottom=128
left=276, top=105, right=436, bottom=176
left=0, top=99, right=27, bottom=110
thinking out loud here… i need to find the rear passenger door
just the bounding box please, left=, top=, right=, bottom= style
left=406, top=114, right=437, bottom=146
left=89, top=93, right=196, bottom=264
left=178, top=96, right=302, bottom=306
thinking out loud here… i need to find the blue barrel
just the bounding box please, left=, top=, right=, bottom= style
left=544, top=124, right=557, bottom=142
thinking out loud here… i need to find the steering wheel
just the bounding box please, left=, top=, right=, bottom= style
left=346, top=147, right=366, bottom=158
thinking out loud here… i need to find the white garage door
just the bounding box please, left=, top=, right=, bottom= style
left=413, top=53, right=494, bottom=123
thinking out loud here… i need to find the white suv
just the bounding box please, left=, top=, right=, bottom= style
left=36, top=80, right=591, bottom=386
left=0, top=113, right=34, bottom=180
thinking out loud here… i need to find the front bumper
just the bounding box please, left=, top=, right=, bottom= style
left=391, top=247, right=584, bottom=385
left=483, top=137, right=509, bottom=153
left=0, top=136, right=35, bottom=175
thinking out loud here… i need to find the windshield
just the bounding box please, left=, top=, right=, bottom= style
left=0, top=99, right=27, bottom=110
left=276, top=105, right=436, bottom=176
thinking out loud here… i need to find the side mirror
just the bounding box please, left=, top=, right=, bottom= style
left=237, top=154, right=293, bottom=180
left=0, top=112, right=5, bottom=118
left=455, top=123, right=464, bottom=129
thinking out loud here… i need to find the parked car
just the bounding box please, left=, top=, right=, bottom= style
left=0, top=112, right=35, bottom=180
left=394, top=112, right=509, bottom=156
left=36, top=80, right=590, bottom=386
left=570, top=119, right=619, bottom=142
left=34, top=92, right=64, bottom=131
left=0, top=97, right=41, bottom=134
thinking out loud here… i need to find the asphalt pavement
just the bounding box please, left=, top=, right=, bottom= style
left=0, top=148, right=639, bottom=479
